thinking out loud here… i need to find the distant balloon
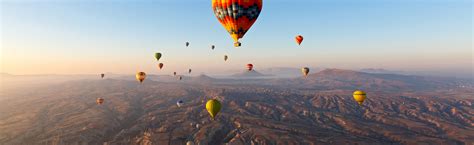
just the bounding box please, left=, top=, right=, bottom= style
left=211, top=45, right=215, bottom=50
left=158, top=63, right=164, bottom=70
left=246, top=64, right=253, bottom=71
left=224, top=55, right=228, bottom=61
left=177, top=100, right=184, bottom=107
left=188, top=69, right=192, bottom=74
left=173, top=72, right=177, bottom=76
left=155, top=53, right=162, bottom=61
left=186, top=141, right=194, bottom=145
left=136, top=72, right=146, bottom=83
left=178, top=76, right=183, bottom=80
left=212, top=0, right=262, bottom=47
left=186, top=42, right=190, bottom=47
left=295, top=35, right=304, bottom=45
left=302, top=67, right=309, bottom=76
left=353, top=90, right=367, bottom=105
left=206, top=99, right=222, bottom=120
left=96, top=98, right=104, bottom=105
left=195, top=123, right=200, bottom=129
left=100, top=73, right=105, bottom=78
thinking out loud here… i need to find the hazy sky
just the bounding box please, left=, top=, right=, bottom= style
left=1, top=0, right=472, bottom=77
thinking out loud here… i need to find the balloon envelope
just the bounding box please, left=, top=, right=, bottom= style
left=177, top=100, right=184, bottom=107
left=302, top=67, right=309, bottom=76
left=206, top=99, right=222, bottom=120
left=155, top=53, right=162, bottom=61
left=246, top=64, right=253, bottom=71
left=136, top=72, right=146, bottom=83
left=212, top=0, right=263, bottom=47
left=158, top=63, right=164, bottom=69
left=96, top=98, right=104, bottom=105
left=295, top=35, right=304, bottom=45
left=353, top=90, right=367, bottom=105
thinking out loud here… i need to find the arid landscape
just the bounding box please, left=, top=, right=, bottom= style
left=0, top=69, right=473, bottom=145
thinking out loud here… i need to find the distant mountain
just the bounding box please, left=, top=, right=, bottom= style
left=359, top=68, right=406, bottom=75
left=0, top=73, right=14, bottom=77
left=287, top=68, right=461, bottom=92
left=230, top=70, right=269, bottom=78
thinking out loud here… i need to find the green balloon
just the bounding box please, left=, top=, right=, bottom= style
left=155, top=53, right=162, bottom=61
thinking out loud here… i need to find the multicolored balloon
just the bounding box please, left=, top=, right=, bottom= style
left=136, top=72, right=146, bottom=83
left=212, top=0, right=263, bottom=47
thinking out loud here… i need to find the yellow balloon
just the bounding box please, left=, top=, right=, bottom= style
left=206, top=99, right=222, bottom=120
left=353, top=90, right=367, bottom=105
left=136, top=72, right=146, bottom=83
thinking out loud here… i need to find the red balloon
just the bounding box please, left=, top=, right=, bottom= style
left=295, top=35, right=303, bottom=45
left=158, top=63, right=164, bottom=69
left=246, top=64, right=253, bottom=71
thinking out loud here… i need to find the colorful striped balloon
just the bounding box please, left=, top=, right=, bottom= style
left=212, top=0, right=263, bottom=47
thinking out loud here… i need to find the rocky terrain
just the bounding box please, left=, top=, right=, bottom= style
left=0, top=69, right=473, bottom=145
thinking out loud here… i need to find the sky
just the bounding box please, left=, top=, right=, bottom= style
left=1, top=0, right=472, bottom=78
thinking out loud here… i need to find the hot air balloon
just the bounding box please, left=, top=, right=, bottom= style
left=188, top=69, right=192, bottom=74
left=186, top=141, right=194, bottom=145
left=173, top=72, right=177, bottom=76
left=186, top=42, right=190, bottom=47
left=178, top=76, right=183, bottom=80
left=96, top=98, right=104, bottom=105
left=246, top=64, right=253, bottom=71
left=136, top=72, right=146, bottom=83
left=155, top=53, right=162, bottom=61
left=295, top=35, right=304, bottom=45
left=158, top=63, right=164, bottom=70
left=177, top=100, right=184, bottom=107
left=100, top=73, right=105, bottom=78
left=195, top=123, right=200, bottom=129
left=224, top=55, right=228, bottom=61
left=211, top=45, right=215, bottom=50
left=212, top=0, right=263, bottom=47
left=302, top=67, right=309, bottom=76
left=353, top=90, right=367, bottom=105
left=206, top=99, right=222, bottom=120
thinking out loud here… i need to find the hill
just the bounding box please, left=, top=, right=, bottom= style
left=283, top=68, right=465, bottom=92
left=230, top=70, right=268, bottom=78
